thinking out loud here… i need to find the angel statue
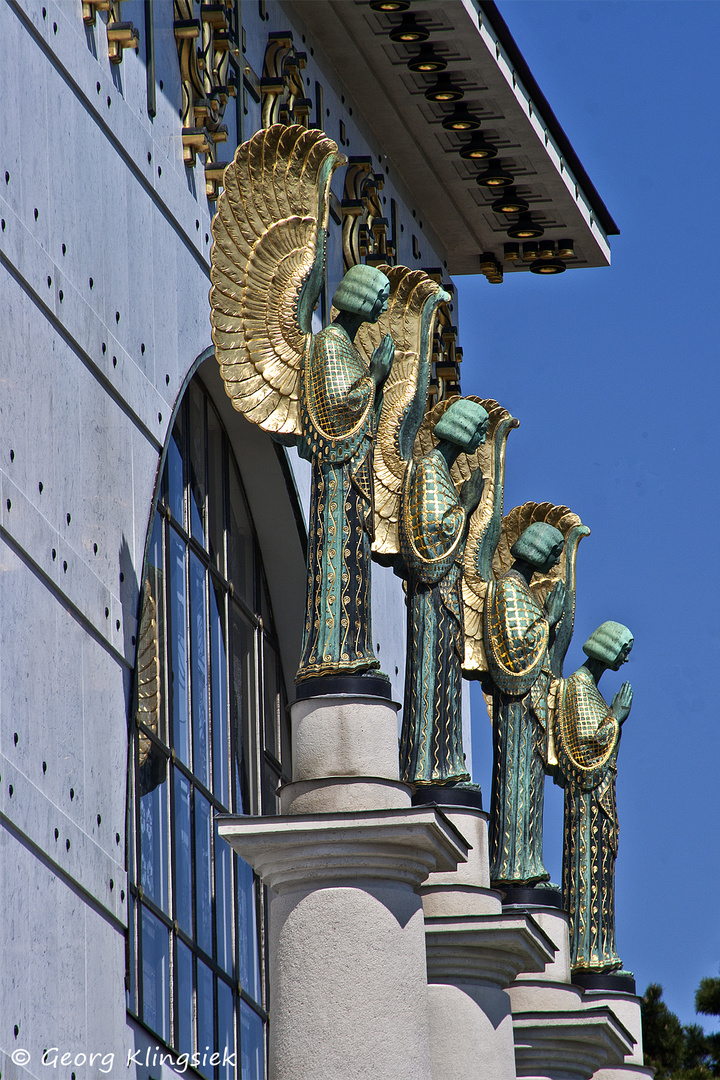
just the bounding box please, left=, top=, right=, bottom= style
left=353, top=266, right=517, bottom=786
left=463, top=503, right=590, bottom=889
left=209, top=124, right=394, bottom=685
left=552, top=621, right=633, bottom=974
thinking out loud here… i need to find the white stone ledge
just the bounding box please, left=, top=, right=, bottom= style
left=218, top=807, right=469, bottom=893
left=513, top=1007, right=635, bottom=1080
left=425, top=912, right=556, bottom=989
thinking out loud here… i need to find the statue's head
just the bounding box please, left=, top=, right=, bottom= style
left=333, top=265, right=391, bottom=322
left=434, top=399, right=489, bottom=452
left=511, top=522, right=564, bottom=573
left=583, top=621, right=633, bottom=670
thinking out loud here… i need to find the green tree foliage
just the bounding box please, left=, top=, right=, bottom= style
left=642, top=973, right=720, bottom=1079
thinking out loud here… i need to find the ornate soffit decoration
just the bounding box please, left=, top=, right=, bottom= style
left=260, top=33, right=312, bottom=129
left=82, top=1, right=139, bottom=64
left=173, top=0, right=240, bottom=197
left=341, top=159, right=395, bottom=275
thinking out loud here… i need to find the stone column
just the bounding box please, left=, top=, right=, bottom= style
left=506, top=896, right=635, bottom=1080
left=577, top=978, right=653, bottom=1080
left=415, top=790, right=556, bottom=1080
left=219, top=690, right=469, bottom=1080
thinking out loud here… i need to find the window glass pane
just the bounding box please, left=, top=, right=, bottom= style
left=169, top=531, right=190, bottom=767
left=166, top=417, right=184, bottom=527
left=146, top=512, right=167, bottom=745
left=211, top=583, right=229, bottom=809
left=141, top=907, right=170, bottom=1043
left=194, top=790, right=213, bottom=957
left=127, top=895, right=136, bottom=1012
left=176, top=939, right=194, bottom=1058
left=190, top=553, right=210, bottom=787
left=231, top=606, right=254, bottom=815
left=263, top=640, right=279, bottom=761
left=207, top=405, right=225, bottom=575
left=173, top=770, right=193, bottom=936
left=196, top=959, right=215, bottom=1080
left=280, top=680, right=291, bottom=779
left=237, top=858, right=260, bottom=1004
left=240, top=1001, right=265, bottom=1080
left=189, top=381, right=207, bottom=544
left=139, top=758, right=168, bottom=912
left=228, top=463, right=254, bottom=608
left=262, top=760, right=280, bottom=817
left=215, top=822, right=233, bottom=976
left=217, top=979, right=235, bottom=1080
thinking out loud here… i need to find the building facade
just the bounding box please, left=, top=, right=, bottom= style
left=1, top=2, right=643, bottom=1079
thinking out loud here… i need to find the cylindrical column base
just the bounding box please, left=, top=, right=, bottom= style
left=270, top=883, right=430, bottom=1080
left=428, top=981, right=516, bottom=1080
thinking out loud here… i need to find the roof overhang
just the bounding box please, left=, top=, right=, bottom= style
left=281, top=0, right=617, bottom=276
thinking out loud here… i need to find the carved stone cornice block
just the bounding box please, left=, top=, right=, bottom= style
left=425, top=912, right=556, bottom=990
left=512, top=1008, right=635, bottom=1080
left=218, top=805, right=469, bottom=892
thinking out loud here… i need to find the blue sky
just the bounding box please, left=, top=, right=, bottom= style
left=458, top=1, right=720, bottom=1028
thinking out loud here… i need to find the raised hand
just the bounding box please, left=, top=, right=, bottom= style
left=544, top=579, right=566, bottom=627
left=611, top=682, right=633, bottom=724
left=459, top=468, right=485, bottom=516
left=369, top=334, right=394, bottom=391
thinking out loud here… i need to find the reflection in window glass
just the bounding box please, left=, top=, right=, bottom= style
left=167, top=421, right=184, bottom=527
left=197, top=959, right=214, bottom=1079
left=237, top=857, right=260, bottom=1004
left=215, top=823, right=233, bottom=976
left=211, top=584, right=229, bottom=808
left=217, top=980, right=235, bottom=1080
left=176, top=939, right=194, bottom=1058
left=169, top=533, right=189, bottom=767
left=190, top=553, right=210, bottom=788
left=127, top=898, right=136, bottom=1011
left=228, top=463, right=254, bottom=607
left=232, top=606, right=254, bottom=816
left=240, top=1001, right=265, bottom=1080
left=207, top=407, right=225, bottom=574
left=174, top=772, right=192, bottom=936
left=194, top=791, right=213, bottom=957
left=189, top=381, right=206, bottom=544
left=130, top=375, right=291, bottom=1069
left=263, top=641, right=279, bottom=760
left=140, top=772, right=168, bottom=913
left=142, top=907, right=170, bottom=1043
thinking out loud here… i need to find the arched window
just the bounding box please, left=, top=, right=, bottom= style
left=127, top=373, right=292, bottom=1077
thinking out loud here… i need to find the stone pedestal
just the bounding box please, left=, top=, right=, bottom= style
left=581, top=986, right=653, bottom=1080
left=218, top=693, right=469, bottom=1080
left=416, top=794, right=556, bottom=1080
left=506, top=900, right=635, bottom=1080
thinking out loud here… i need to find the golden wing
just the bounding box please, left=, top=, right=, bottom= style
left=352, top=265, right=449, bottom=558
left=210, top=125, right=347, bottom=435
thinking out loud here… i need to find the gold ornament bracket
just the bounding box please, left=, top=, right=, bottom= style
left=82, top=1, right=139, bottom=65
left=261, top=33, right=312, bottom=129
left=422, top=270, right=461, bottom=407
left=174, top=0, right=239, bottom=185
left=341, top=159, right=396, bottom=274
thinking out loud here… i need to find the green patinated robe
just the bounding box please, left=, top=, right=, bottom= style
left=296, top=325, right=381, bottom=681
left=398, top=450, right=470, bottom=785
left=555, top=669, right=622, bottom=973
left=485, top=570, right=551, bottom=886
